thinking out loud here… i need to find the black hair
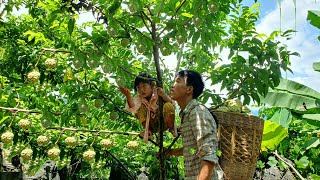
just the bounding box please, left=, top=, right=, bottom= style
left=177, top=70, right=204, bottom=99
left=134, top=72, right=154, bottom=91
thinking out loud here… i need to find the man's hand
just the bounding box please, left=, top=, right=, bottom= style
left=197, top=160, right=214, bottom=180
left=156, top=148, right=183, bottom=159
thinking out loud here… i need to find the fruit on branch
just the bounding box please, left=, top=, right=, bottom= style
left=100, top=139, right=113, bottom=149
left=79, top=103, right=89, bottom=113
left=121, top=38, right=130, bottom=47
left=110, top=112, right=119, bottom=120
left=83, top=149, right=96, bottom=161
left=27, top=70, right=40, bottom=83
left=137, top=44, right=145, bottom=54
left=21, top=148, right=33, bottom=161
left=208, top=1, right=219, bottom=14
left=193, top=17, right=202, bottom=28
left=128, top=2, right=138, bottom=12
left=18, top=119, right=31, bottom=130
left=45, top=58, right=57, bottom=69
left=127, top=140, right=139, bottom=150
left=37, top=135, right=50, bottom=146
left=1, top=131, right=14, bottom=144
left=73, top=60, right=82, bottom=69
left=88, top=60, right=99, bottom=69
left=102, top=64, right=111, bottom=74
left=48, top=147, right=60, bottom=159
left=94, top=99, right=104, bottom=108
left=177, top=35, right=187, bottom=44
left=65, top=136, right=78, bottom=148
left=107, top=27, right=117, bottom=37
left=160, top=46, right=172, bottom=56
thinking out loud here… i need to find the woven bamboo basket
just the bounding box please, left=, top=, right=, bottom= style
left=211, top=111, right=264, bottom=180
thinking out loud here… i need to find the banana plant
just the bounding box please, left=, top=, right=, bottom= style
left=260, top=78, right=320, bottom=152
left=263, top=78, right=320, bottom=126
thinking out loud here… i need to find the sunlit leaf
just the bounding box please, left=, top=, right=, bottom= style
left=302, top=114, right=320, bottom=127
left=181, top=13, right=194, bottom=18
left=268, top=108, right=292, bottom=128
left=261, top=120, right=288, bottom=152
left=303, top=137, right=320, bottom=150
left=295, top=156, right=309, bottom=169
left=307, top=10, right=320, bottom=29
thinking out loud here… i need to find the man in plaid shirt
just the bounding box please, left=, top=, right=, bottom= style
left=167, top=70, right=223, bottom=180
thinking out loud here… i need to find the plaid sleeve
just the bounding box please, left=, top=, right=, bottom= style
left=190, top=105, right=219, bottom=164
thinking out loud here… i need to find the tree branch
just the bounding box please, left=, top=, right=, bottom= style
left=0, top=107, right=41, bottom=114
left=105, top=150, right=136, bottom=180
left=273, top=151, right=306, bottom=180
left=117, top=65, right=159, bottom=84
left=140, top=11, right=152, bottom=33
left=114, top=18, right=153, bottom=42
left=46, top=127, right=140, bottom=135
left=41, top=48, right=72, bottom=53
left=91, top=83, right=134, bottom=117
left=157, top=0, right=187, bottom=39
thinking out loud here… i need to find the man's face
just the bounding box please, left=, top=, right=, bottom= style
left=170, top=75, right=190, bottom=101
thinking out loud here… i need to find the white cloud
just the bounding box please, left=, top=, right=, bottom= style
left=256, top=0, right=320, bottom=92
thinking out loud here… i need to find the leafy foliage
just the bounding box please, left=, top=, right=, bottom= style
left=0, top=0, right=300, bottom=178
left=259, top=78, right=320, bottom=178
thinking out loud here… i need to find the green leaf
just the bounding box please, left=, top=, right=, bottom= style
left=263, top=79, right=320, bottom=112
left=313, top=62, right=320, bottom=72
left=281, top=30, right=296, bottom=37
left=243, top=94, right=250, bottom=105
left=261, top=120, right=288, bottom=152
left=267, top=156, right=278, bottom=167
left=263, top=91, right=319, bottom=112
left=256, top=160, right=265, bottom=169
left=181, top=13, right=194, bottom=18
left=0, top=116, right=10, bottom=125
left=307, top=10, right=320, bottom=29
left=251, top=37, right=262, bottom=47
left=276, top=78, right=320, bottom=99
left=192, top=32, right=200, bottom=45
left=68, top=18, right=75, bottom=36
left=295, top=156, right=309, bottom=169
left=303, top=137, right=320, bottom=150
left=268, top=108, right=292, bottom=128
left=309, top=174, right=320, bottom=180
left=289, top=52, right=300, bottom=57
left=302, top=114, right=320, bottom=127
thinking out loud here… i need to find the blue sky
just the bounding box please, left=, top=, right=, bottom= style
left=252, top=0, right=320, bottom=92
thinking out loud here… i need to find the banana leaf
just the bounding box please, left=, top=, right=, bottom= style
left=302, top=114, right=320, bottom=127
left=275, top=78, right=320, bottom=99
left=269, top=108, right=292, bottom=128
left=263, top=79, right=320, bottom=113
left=263, top=91, right=319, bottom=112
left=261, top=120, right=288, bottom=152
